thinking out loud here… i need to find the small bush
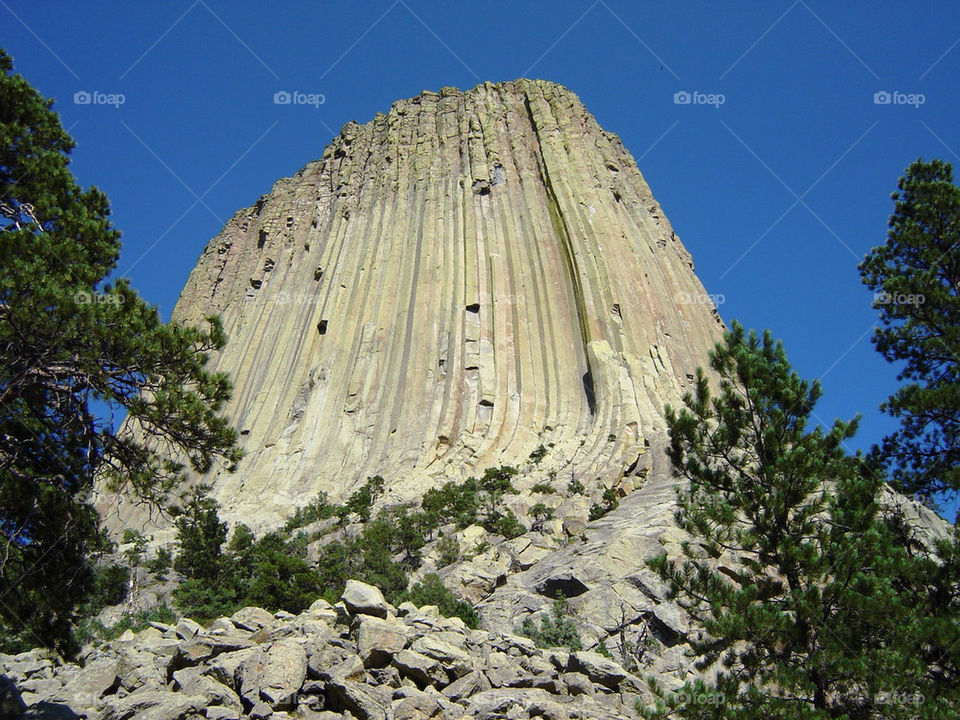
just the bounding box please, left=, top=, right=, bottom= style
left=519, top=595, right=582, bottom=650
left=146, top=546, right=172, bottom=576
left=530, top=482, right=556, bottom=494
left=530, top=503, right=555, bottom=521
left=589, top=487, right=620, bottom=520
left=567, top=479, right=585, bottom=495
left=528, top=444, right=547, bottom=464
left=436, top=535, right=460, bottom=567
left=485, top=509, right=526, bottom=539
left=78, top=605, right=176, bottom=644
left=284, top=492, right=334, bottom=531
left=87, top=563, right=130, bottom=610
left=402, top=574, right=479, bottom=629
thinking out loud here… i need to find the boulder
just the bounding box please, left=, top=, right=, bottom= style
left=99, top=687, right=207, bottom=720
left=392, top=650, right=447, bottom=688
left=567, top=651, right=627, bottom=690
left=440, top=670, right=491, bottom=701
left=409, top=636, right=473, bottom=678
left=560, top=671, right=593, bottom=696
left=240, top=640, right=307, bottom=709
left=175, top=673, right=243, bottom=710
left=393, top=690, right=444, bottom=720
left=355, top=615, right=408, bottom=667
left=230, top=606, right=277, bottom=632
left=174, top=617, right=202, bottom=640
left=341, top=580, right=390, bottom=619
left=58, top=657, right=118, bottom=709
left=325, top=678, right=389, bottom=720
left=206, top=647, right=257, bottom=690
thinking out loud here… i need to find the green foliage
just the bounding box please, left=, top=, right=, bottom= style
left=340, top=475, right=385, bottom=522
left=145, top=546, right=172, bottom=577
left=530, top=482, right=556, bottom=494
left=480, top=465, right=518, bottom=497
left=401, top=573, right=479, bottom=629
left=77, top=604, right=175, bottom=645
left=860, top=159, right=960, bottom=497
left=485, top=508, right=526, bottom=539
left=567, top=479, right=585, bottom=495
left=122, top=530, right=149, bottom=567
left=86, top=563, right=130, bottom=610
left=171, top=494, right=322, bottom=621
left=588, top=488, right=619, bottom=521
left=436, top=535, right=460, bottom=567
left=421, top=477, right=481, bottom=530
left=420, top=466, right=523, bottom=539
left=0, top=51, right=242, bottom=656
left=172, top=485, right=227, bottom=582
left=239, top=533, right=323, bottom=614
left=644, top=322, right=960, bottom=719
left=284, top=492, right=334, bottom=532
left=530, top=503, right=555, bottom=521
left=519, top=595, right=582, bottom=651
left=528, top=444, right=547, bottom=464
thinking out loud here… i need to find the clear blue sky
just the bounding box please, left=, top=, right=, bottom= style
left=4, top=1, right=958, bottom=516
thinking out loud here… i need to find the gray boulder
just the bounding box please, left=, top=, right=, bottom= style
left=341, top=580, right=390, bottom=619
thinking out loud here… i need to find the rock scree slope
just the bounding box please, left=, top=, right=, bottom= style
left=112, top=78, right=724, bottom=533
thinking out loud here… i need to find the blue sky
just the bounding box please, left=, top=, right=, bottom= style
left=3, top=1, right=958, bottom=515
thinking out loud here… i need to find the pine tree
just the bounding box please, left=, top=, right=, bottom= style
left=642, top=323, right=960, bottom=719
left=0, top=50, right=242, bottom=655
left=860, top=159, right=960, bottom=497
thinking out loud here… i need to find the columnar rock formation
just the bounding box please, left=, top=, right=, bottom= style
left=131, top=79, right=723, bottom=530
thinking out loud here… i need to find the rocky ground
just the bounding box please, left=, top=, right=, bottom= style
left=1, top=580, right=660, bottom=720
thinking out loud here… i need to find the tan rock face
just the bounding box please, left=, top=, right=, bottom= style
left=112, top=79, right=723, bottom=531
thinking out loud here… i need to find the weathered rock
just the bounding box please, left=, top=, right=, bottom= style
left=206, top=647, right=257, bottom=690
left=325, top=679, right=389, bottom=720
left=567, top=651, right=627, bottom=690
left=440, top=670, right=491, bottom=701
left=392, top=690, right=444, bottom=720
left=409, top=637, right=472, bottom=679
left=206, top=706, right=241, bottom=720
left=355, top=615, right=408, bottom=667
left=392, top=650, right=447, bottom=688
left=58, top=657, right=118, bottom=709
left=341, top=580, right=390, bottom=619
left=174, top=672, right=243, bottom=710
left=99, top=687, right=207, bottom=720
left=174, top=617, right=203, bottom=640
left=240, top=640, right=307, bottom=709
left=105, top=79, right=724, bottom=541
left=559, top=671, right=593, bottom=696
left=230, top=607, right=276, bottom=632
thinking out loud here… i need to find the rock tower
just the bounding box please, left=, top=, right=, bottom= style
left=157, top=79, right=723, bottom=530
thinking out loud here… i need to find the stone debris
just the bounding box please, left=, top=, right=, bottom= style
left=1, top=581, right=650, bottom=719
